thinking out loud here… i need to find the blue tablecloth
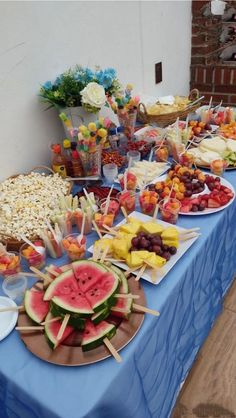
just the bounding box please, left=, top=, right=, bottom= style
left=0, top=172, right=236, bottom=418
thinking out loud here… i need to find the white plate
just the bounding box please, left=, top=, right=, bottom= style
left=88, top=211, right=199, bottom=285
left=115, top=163, right=169, bottom=188
left=151, top=173, right=235, bottom=216
left=0, top=296, right=18, bottom=341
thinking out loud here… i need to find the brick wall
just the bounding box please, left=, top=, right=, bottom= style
left=190, top=0, right=236, bottom=106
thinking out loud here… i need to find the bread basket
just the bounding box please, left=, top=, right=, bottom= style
left=137, top=89, right=201, bottom=127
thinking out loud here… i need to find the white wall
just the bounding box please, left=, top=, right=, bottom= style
left=0, top=1, right=191, bottom=180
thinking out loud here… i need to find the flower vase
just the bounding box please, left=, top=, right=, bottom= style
left=117, top=109, right=137, bottom=140
left=60, top=106, right=99, bottom=138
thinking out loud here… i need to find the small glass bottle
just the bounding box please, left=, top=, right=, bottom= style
left=108, top=128, right=119, bottom=150
left=51, top=144, right=67, bottom=178
left=71, top=150, right=84, bottom=178
left=63, top=139, right=73, bottom=177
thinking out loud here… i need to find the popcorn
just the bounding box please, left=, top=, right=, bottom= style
left=0, top=172, right=70, bottom=240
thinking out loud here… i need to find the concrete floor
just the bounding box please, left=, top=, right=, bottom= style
left=171, top=278, right=236, bottom=418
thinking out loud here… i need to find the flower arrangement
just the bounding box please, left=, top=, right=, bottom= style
left=39, top=66, right=120, bottom=113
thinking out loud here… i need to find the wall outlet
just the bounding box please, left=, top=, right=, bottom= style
left=155, top=62, right=162, bottom=84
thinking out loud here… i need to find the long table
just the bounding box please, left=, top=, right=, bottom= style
left=0, top=171, right=236, bottom=418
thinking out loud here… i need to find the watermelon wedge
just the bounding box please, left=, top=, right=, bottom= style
left=91, top=307, right=110, bottom=325
left=52, top=292, right=93, bottom=317
left=81, top=320, right=116, bottom=351
left=24, top=289, right=49, bottom=324
left=44, top=312, right=74, bottom=349
left=72, top=260, right=109, bottom=292
left=50, top=301, right=86, bottom=329
left=44, top=270, right=79, bottom=301
left=110, top=268, right=132, bottom=319
left=85, top=272, right=119, bottom=313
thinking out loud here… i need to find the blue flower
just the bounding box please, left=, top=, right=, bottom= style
left=106, top=68, right=116, bottom=79
left=43, top=81, right=53, bottom=90
left=95, top=69, right=115, bottom=89
left=84, top=68, right=94, bottom=82
left=54, top=75, right=63, bottom=87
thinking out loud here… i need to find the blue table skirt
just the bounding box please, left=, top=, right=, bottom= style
left=0, top=172, right=236, bottom=418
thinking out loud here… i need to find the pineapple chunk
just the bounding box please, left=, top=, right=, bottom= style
left=141, top=221, right=164, bottom=235
left=112, top=239, right=129, bottom=260
left=162, top=238, right=179, bottom=249
left=161, top=227, right=179, bottom=240
left=117, top=232, right=136, bottom=247
left=126, top=252, right=143, bottom=268
left=119, top=223, right=140, bottom=235
left=94, top=238, right=113, bottom=255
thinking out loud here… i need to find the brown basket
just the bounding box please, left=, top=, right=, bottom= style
left=0, top=165, right=72, bottom=252
left=137, top=89, right=201, bottom=127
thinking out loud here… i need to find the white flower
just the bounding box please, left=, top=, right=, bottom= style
left=81, top=82, right=106, bottom=109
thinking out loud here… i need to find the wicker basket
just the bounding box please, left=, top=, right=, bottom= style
left=137, top=89, right=201, bottom=127
left=0, top=165, right=72, bottom=252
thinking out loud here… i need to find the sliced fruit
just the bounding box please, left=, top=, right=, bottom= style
left=91, top=307, right=110, bottom=325
left=44, top=269, right=79, bottom=301
left=81, top=320, right=116, bottom=351
left=50, top=301, right=86, bottom=329
left=85, top=272, right=119, bottom=313
left=72, top=260, right=108, bottom=293
left=24, top=289, right=49, bottom=324
left=44, top=312, right=74, bottom=349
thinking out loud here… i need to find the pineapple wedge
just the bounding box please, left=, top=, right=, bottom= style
left=141, top=221, right=164, bottom=235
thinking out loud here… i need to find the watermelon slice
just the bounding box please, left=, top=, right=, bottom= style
left=44, top=312, right=74, bottom=349
left=44, top=270, right=79, bottom=301
left=72, top=260, right=109, bottom=292
left=52, top=291, right=93, bottom=317
left=81, top=320, right=116, bottom=351
left=50, top=301, right=86, bottom=329
left=85, top=272, right=119, bottom=313
left=24, top=289, right=49, bottom=324
left=91, top=307, right=110, bottom=325
left=110, top=268, right=132, bottom=319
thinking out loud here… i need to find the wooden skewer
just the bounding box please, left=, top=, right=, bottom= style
left=100, top=246, right=110, bottom=264
left=124, top=265, right=142, bottom=277
left=92, top=220, right=102, bottom=239
left=41, top=316, right=61, bottom=325
left=135, top=265, right=146, bottom=282
left=0, top=305, right=24, bottom=313
left=153, top=204, right=159, bottom=220
left=112, top=307, right=131, bottom=314
left=180, top=227, right=200, bottom=235
left=30, top=266, right=53, bottom=287
left=45, top=266, right=60, bottom=277
left=102, top=224, right=119, bottom=236
left=18, top=272, right=40, bottom=278
left=132, top=303, right=160, bottom=316
left=115, top=293, right=140, bottom=300
left=120, top=206, right=129, bottom=222
left=56, top=314, right=70, bottom=341
left=16, top=326, right=44, bottom=331
left=104, top=258, right=125, bottom=263
left=103, top=337, right=122, bottom=363
left=180, top=232, right=201, bottom=241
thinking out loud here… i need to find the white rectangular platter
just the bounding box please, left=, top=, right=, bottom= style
left=88, top=211, right=199, bottom=285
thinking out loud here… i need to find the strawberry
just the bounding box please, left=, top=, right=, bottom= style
left=208, top=198, right=221, bottom=208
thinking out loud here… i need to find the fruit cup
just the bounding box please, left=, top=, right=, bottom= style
left=20, top=240, right=46, bottom=270
left=118, top=190, right=136, bottom=215
left=139, top=190, right=158, bottom=216
left=99, top=198, right=120, bottom=218
left=210, top=159, right=228, bottom=177
left=172, top=143, right=185, bottom=163
left=62, top=233, right=86, bottom=261
left=94, top=213, right=115, bottom=229
left=159, top=198, right=181, bottom=225
left=119, top=172, right=137, bottom=190
left=74, top=209, right=92, bottom=235
left=179, top=152, right=194, bottom=168
left=0, top=252, right=21, bottom=277
left=155, top=146, right=169, bottom=162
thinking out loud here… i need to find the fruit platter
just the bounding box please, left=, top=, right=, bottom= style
left=117, top=161, right=169, bottom=190
left=148, top=164, right=235, bottom=215
left=88, top=211, right=199, bottom=285
left=16, top=260, right=148, bottom=365
left=187, top=137, right=236, bottom=170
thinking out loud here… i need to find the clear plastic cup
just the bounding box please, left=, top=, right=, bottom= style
left=159, top=198, right=181, bottom=224
left=103, top=163, right=118, bottom=183
left=210, top=159, right=228, bottom=177
left=99, top=198, right=120, bottom=218
left=0, top=252, right=21, bottom=277
left=62, top=233, right=86, bottom=261
left=20, top=241, right=46, bottom=270
left=74, top=211, right=92, bottom=235
left=127, top=151, right=141, bottom=167
left=118, top=191, right=136, bottom=215
left=94, top=213, right=115, bottom=229
left=2, top=274, right=27, bottom=302
left=139, top=191, right=158, bottom=216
